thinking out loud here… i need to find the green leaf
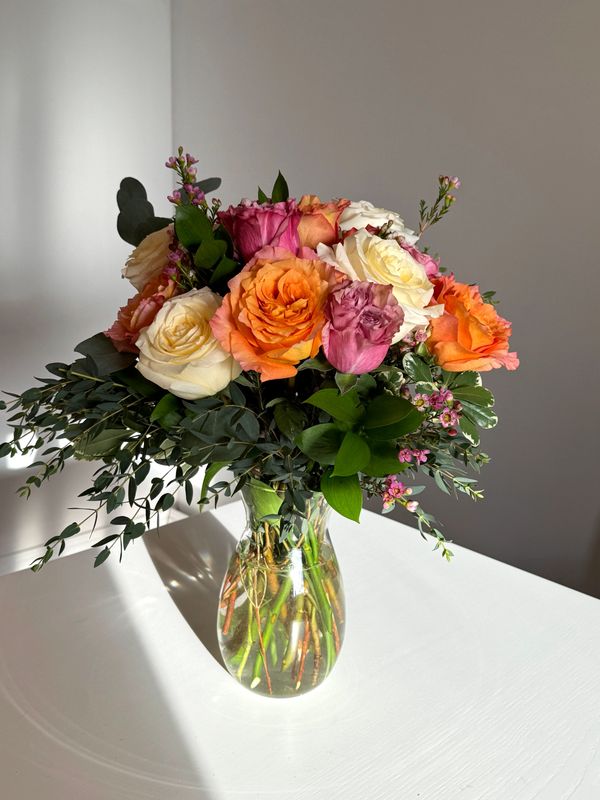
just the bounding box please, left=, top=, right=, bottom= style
left=200, top=461, right=228, bottom=503
left=363, top=441, right=405, bottom=477
left=320, top=471, right=362, bottom=522
left=150, top=393, right=182, bottom=429
left=116, top=177, right=171, bottom=246
left=244, top=479, right=283, bottom=521
left=175, top=204, right=213, bottom=249
left=208, top=256, right=239, bottom=289
left=194, top=177, right=221, bottom=195
left=257, top=186, right=269, bottom=204
left=271, top=170, right=289, bottom=203
left=305, top=388, right=363, bottom=427
left=59, top=522, right=81, bottom=540
left=459, top=415, right=480, bottom=446
left=461, top=402, right=498, bottom=430
left=335, top=373, right=358, bottom=394
left=94, top=547, right=111, bottom=567
left=75, top=427, right=130, bottom=459
left=194, top=239, right=227, bottom=269
left=445, top=370, right=482, bottom=388
left=332, top=432, right=370, bottom=477
left=297, top=353, right=332, bottom=372
left=74, top=333, right=136, bottom=375
left=402, top=353, right=433, bottom=384
left=274, top=401, right=307, bottom=440
left=295, top=423, right=344, bottom=465
left=114, top=367, right=162, bottom=397
left=364, top=394, right=421, bottom=431
left=453, top=386, right=494, bottom=407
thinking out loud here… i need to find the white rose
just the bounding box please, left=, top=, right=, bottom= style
left=317, top=231, right=443, bottom=341
left=136, top=288, right=241, bottom=399
left=338, top=201, right=418, bottom=245
left=122, top=225, right=173, bottom=290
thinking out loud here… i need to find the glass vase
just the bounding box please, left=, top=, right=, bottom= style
left=217, top=481, right=345, bottom=697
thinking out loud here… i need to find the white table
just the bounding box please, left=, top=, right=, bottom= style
left=1, top=503, right=599, bottom=799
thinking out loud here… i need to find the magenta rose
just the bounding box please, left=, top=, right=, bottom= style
left=322, top=280, right=404, bottom=374
left=218, top=199, right=300, bottom=263
left=400, top=243, right=440, bottom=278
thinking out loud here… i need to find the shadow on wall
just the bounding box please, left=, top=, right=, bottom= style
left=581, top=515, right=600, bottom=599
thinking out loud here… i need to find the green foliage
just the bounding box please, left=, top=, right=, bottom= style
left=304, top=388, right=363, bottom=427
left=332, top=432, right=370, bottom=477
left=175, top=204, right=213, bottom=248
left=75, top=333, right=136, bottom=376
left=116, top=177, right=171, bottom=246
left=363, top=395, right=422, bottom=439
left=295, top=423, right=344, bottom=465
left=402, top=353, right=433, bottom=384
left=271, top=171, right=290, bottom=203
left=320, top=470, right=362, bottom=522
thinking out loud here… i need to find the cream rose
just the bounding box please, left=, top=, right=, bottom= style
left=123, top=225, right=173, bottom=290
left=338, top=201, right=418, bottom=245
left=317, top=231, right=443, bottom=341
left=136, top=288, right=241, bottom=399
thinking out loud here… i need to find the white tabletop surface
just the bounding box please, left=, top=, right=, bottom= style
left=0, top=502, right=599, bottom=800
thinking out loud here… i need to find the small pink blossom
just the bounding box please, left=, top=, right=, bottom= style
left=382, top=476, right=410, bottom=509
left=430, top=388, right=454, bottom=410
left=412, top=449, right=430, bottom=463
left=439, top=409, right=459, bottom=428
left=413, top=393, right=430, bottom=411
left=406, top=501, right=419, bottom=513
left=398, top=448, right=413, bottom=463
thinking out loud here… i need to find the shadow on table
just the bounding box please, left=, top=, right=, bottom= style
left=144, top=513, right=236, bottom=669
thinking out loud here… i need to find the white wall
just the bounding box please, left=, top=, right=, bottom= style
left=0, top=0, right=173, bottom=409
left=0, top=0, right=173, bottom=564
left=171, top=0, right=600, bottom=594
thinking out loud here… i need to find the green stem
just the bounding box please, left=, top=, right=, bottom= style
left=251, top=576, right=293, bottom=686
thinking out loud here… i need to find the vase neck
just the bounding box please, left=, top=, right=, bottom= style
left=239, top=481, right=330, bottom=558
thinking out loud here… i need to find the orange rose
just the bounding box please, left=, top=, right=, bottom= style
left=105, top=271, right=179, bottom=353
left=210, top=246, right=341, bottom=381
left=427, top=275, right=519, bottom=371
left=297, top=195, right=350, bottom=250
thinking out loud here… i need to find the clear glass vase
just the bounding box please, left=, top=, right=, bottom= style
left=217, top=481, right=345, bottom=697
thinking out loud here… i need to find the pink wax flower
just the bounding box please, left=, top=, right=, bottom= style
left=382, top=476, right=410, bottom=510
left=322, top=280, right=404, bottom=374
left=218, top=199, right=300, bottom=263
left=398, top=449, right=413, bottom=463
left=400, top=243, right=441, bottom=279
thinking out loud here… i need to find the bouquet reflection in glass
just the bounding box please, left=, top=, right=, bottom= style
left=218, top=483, right=344, bottom=696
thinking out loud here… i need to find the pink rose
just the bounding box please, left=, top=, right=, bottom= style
left=322, top=280, right=404, bottom=374
left=218, top=199, right=300, bottom=263
left=105, top=271, right=179, bottom=353
left=400, top=243, right=440, bottom=279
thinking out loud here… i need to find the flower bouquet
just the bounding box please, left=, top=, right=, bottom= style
left=1, top=149, right=518, bottom=696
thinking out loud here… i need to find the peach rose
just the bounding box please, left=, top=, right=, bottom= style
left=105, top=271, right=179, bottom=353
left=122, top=225, right=173, bottom=290
left=210, top=246, right=341, bottom=381
left=427, top=275, right=519, bottom=372
left=297, top=195, right=350, bottom=250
